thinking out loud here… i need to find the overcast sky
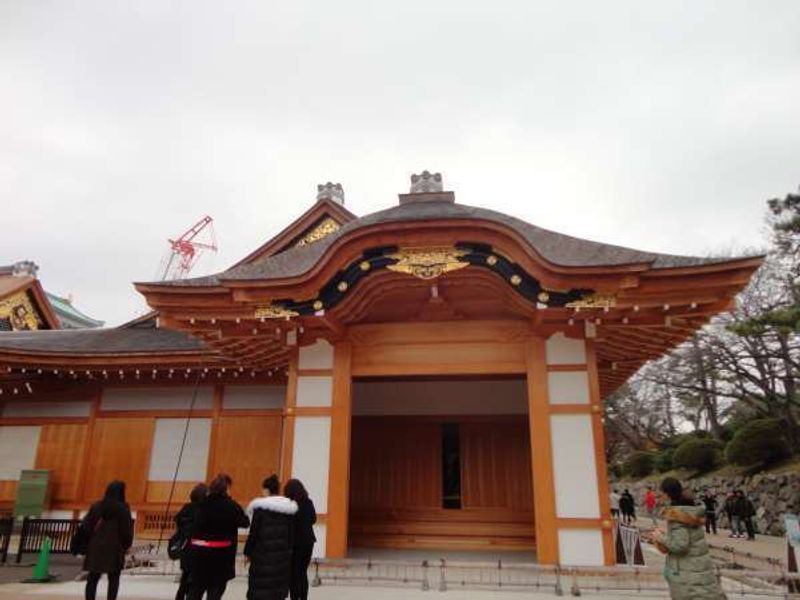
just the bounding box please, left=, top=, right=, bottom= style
left=1, top=1, right=798, bottom=326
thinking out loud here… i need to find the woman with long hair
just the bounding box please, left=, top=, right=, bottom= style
left=187, top=474, right=250, bottom=600
left=652, top=477, right=726, bottom=600
left=82, top=480, right=133, bottom=600
left=244, top=474, right=298, bottom=600
left=284, top=479, right=316, bottom=600
left=173, top=483, right=208, bottom=600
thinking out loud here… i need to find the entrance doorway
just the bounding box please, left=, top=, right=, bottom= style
left=348, top=376, right=535, bottom=552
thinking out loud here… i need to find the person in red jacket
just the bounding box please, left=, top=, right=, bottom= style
left=645, top=487, right=658, bottom=526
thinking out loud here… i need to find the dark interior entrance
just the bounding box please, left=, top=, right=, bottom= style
left=348, top=376, right=535, bottom=551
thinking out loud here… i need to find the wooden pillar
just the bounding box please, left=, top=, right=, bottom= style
left=525, top=336, right=559, bottom=564
left=586, top=340, right=615, bottom=565
left=279, top=350, right=299, bottom=481
left=325, top=340, right=352, bottom=558
left=77, top=389, right=102, bottom=503
left=206, top=384, right=224, bottom=479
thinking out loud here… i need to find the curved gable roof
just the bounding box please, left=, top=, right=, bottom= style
left=151, top=200, right=746, bottom=287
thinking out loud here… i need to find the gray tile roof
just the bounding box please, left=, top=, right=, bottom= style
left=0, top=327, right=207, bottom=354
left=154, top=200, right=738, bottom=287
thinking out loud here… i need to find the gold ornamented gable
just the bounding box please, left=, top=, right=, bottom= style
left=254, top=304, right=300, bottom=319
left=0, top=292, right=43, bottom=330
left=296, top=217, right=340, bottom=246
left=386, top=246, right=470, bottom=280
left=565, top=293, right=617, bottom=309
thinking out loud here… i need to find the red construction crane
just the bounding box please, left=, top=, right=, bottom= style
left=159, top=216, right=218, bottom=280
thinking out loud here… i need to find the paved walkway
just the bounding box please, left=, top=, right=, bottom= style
left=0, top=576, right=662, bottom=599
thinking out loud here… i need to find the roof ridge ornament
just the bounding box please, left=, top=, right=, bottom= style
left=410, top=170, right=443, bottom=194
left=316, top=182, right=344, bottom=205
left=12, top=261, right=38, bottom=278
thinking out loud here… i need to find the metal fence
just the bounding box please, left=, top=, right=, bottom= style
left=0, top=517, right=12, bottom=563
left=123, top=551, right=800, bottom=597
left=16, top=517, right=81, bottom=563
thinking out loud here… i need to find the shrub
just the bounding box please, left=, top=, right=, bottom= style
left=654, top=448, right=675, bottom=473
left=672, top=438, right=721, bottom=473
left=623, top=451, right=655, bottom=478
left=725, top=418, right=791, bottom=466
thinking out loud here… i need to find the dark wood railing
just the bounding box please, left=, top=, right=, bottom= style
left=17, top=517, right=80, bottom=563
left=0, top=518, right=12, bottom=563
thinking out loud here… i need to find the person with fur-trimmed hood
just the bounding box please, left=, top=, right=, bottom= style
left=245, top=474, right=299, bottom=600
left=651, top=477, right=726, bottom=600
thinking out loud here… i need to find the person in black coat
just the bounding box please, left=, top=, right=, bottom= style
left=81, top=480, right=134, bottom=600
left=187, top=474, right=250, bottom=600
left=284, top=479, right=317, bottom=600
left=173, top=483, right=208, bottom=600
left=244, top=474, right=299, bottom=600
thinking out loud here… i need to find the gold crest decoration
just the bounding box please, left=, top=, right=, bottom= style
left=296, top=218, right=340, bottom=246
left=565, top=293, right=617, bottom=309
left=386, top=246, right=469, bottom=280
left=254, top=304, right=300, bottom=319
left=0, top=292, right=42, bottom=331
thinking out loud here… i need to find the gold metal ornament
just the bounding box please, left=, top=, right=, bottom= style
left=337, top=281, right=348, bottom=292
left=537, top=291, right=550, bottom=303
left=510, top=274, right=522, bottom=286
left=486, top=255, right=498, bottom=266
left=312, top=300, right=323, bottom=310
left=565, top=293, right=617, bottom=309
left=296, top=218, right=340, bottom=246
left=386, top=246, right=469, bottom=280
left=0, top=292, right=42, bottom=330
left=359, top=261, right=371, bottom=271
left=253, top=304, right=300, bottom=319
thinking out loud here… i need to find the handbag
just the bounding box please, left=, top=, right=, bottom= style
left=167, top=529, right=188, bottom=560
left=70, top=524, right=90, bottom=556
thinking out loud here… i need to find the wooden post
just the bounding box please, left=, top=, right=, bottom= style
left=325, top=340, right=352, bottom=558
left=279, top=350, right=299, bottom=481
left=525, top=336, right=559, bottom=564
left=586, top=340, right=615, bottom=565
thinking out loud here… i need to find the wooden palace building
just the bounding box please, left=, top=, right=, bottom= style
left=0, top=172, right=761, bottom=566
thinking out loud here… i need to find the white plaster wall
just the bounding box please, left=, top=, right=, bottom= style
left=312, top=524, right=327, bottom=558
left=558, top=529, right=604, bottom=566
left=352, top=379, right=527, bottom=415
left=546, top=333, right=586, bottom=365
left=223, top=385, right=285, bottom=410
left=550, top=414, right=600, bottom=518
left=0, top=425, right=41, bottom=479
left=547, top=372, right=590, bottom=405
left=296, top=377, right=333, bottom=408
left=44, top=510, right=74, bottom=519
left=2, top=401, right=91, bottom=417
left=291, top=417, right=331, bottom=514
left=299, top=340, right=334, bottom=369
left=148, top=418, right=211, bottom=481
left=101, top=387, right=213, bottom=411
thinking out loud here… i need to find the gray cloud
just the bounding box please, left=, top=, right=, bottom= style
left=1, top=1, right=798, bottom=325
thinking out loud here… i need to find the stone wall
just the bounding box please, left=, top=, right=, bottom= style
left=616, top=473, right=800, bottom=536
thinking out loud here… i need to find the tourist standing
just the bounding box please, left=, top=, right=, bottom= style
left=723, top=492, right=736, bottom=531
left=652, top=477, right=726, bottom=600
left=645, top=487, right=658, bottom=526
left=620, top=489, right=636, bottom=525
left=173, top=483, right=208, bottom=600
left=245, top=474, right=298, bottom=600
left=187, top=474, right=250, bottom=600
left=609, top=489, right=621, bottom=520
left=729, top=490, right=747, bottom=539
left=81, top=480, right=134, bottom=600
left=285, top=479, right=317, bottom=600
left=702, top=490, right=718, bottom=535
left=741, top=491, right=756, bottom=541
